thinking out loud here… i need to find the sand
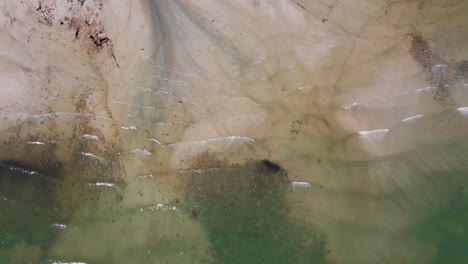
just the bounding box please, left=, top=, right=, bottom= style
left=1, top=0, right=468, bottom=263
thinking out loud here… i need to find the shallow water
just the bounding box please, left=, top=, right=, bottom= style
left=1, top=143, right=468, bottom=263
left=1, top=0, right=468, bottom=263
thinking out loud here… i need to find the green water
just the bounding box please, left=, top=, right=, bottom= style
left=0, top=160, right=326, bottom=263
left=0, top=163, right=57, bottom=263
left=1, top=153, right=468, bottom=263
left=187, top=162, right=326, bottom=264
left=416, top=172, right=468, bottom=264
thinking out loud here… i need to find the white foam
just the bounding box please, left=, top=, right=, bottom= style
left=129, top=149, right=152, bottom=156
left=7, top=166, right=39, bottom=176
left=357, top=129, right=389, bottom=147
left=139, top=203, right=178, bottom=212
left=120, top=125, right=137, bottom=130
left=291, top=181, right=312, bottom=191
left=80, top=152, right=102, bottom=160
left=89, top=182, right=117, bottom=188
left=414, top=87, right=433, bottom=93
left=149, top=138, right=162, bottom=145
left=137, top=174, right=154, bottom=179
left=344, top=102, right=359, bottom=110
left=297, top=85, right=314, bottom=93
left=51, top=223, right=67, bottom=230
left=82, top=134, right=99, bottom=140
left=401, top=114, right=424, bottom=123
left=457, top=107, right=468, bottom=116
left=358, top=129, right=389, bottom=137
left=27, top=141, right=46, bottom=145
left=193, top=168, right=222, bottom=174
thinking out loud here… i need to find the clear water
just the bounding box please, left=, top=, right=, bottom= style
left=1, top=0, right=468, bottom=263
left=1, top=139, right=467, bottom=263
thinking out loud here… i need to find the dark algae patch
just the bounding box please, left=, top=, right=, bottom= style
left=187, top=160, right=326, bottom=264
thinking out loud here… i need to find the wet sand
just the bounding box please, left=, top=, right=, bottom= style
left=1, top=0, right=468, bottom=263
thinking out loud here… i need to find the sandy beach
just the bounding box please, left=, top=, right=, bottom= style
left=1, top=0, right=468, bottom=263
